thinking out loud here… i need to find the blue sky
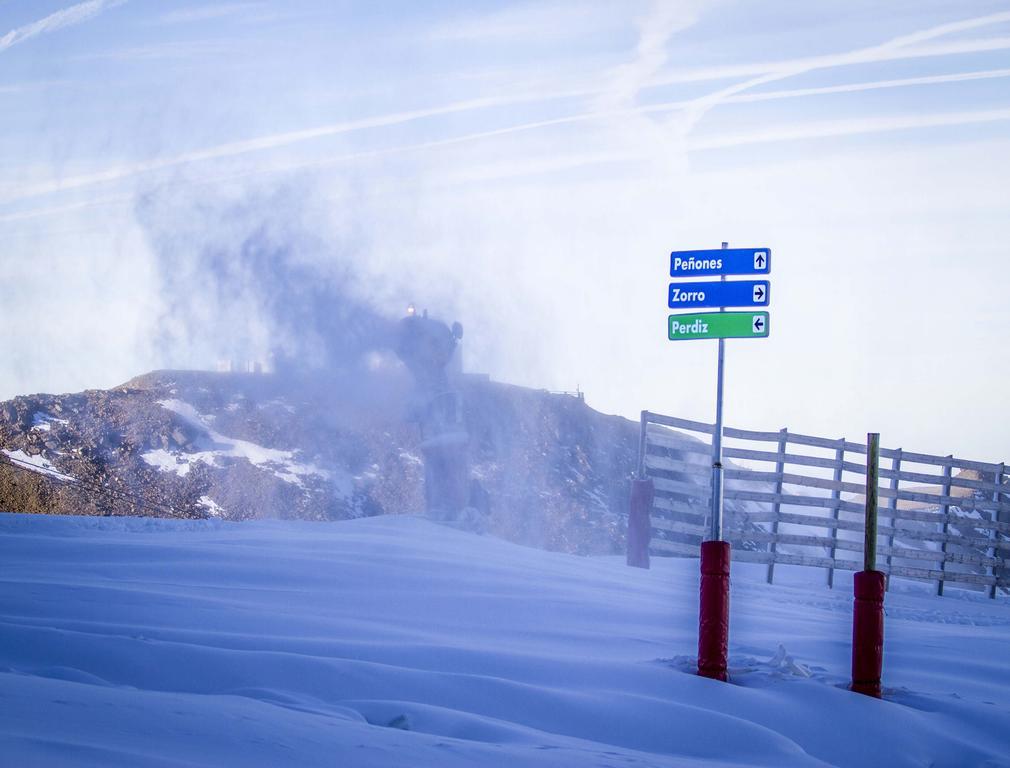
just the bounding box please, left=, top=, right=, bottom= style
left=2, top=1, right=1010, bottom=461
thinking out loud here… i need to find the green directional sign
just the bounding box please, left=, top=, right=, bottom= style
left=668, top=311, right=769, bottom=341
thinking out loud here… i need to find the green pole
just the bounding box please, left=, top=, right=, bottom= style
left=864, top=433, right=880, bottom=572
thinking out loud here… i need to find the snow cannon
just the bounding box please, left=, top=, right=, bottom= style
left=395, top=309, right=461, bottom=395
left=395, top=309, right=470, bottom=520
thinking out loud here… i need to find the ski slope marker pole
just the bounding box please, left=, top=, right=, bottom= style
left=852, top=432, right=884, bottom=698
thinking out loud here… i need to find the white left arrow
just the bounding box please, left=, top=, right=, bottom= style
left=752, top=315, right=765, bottom=333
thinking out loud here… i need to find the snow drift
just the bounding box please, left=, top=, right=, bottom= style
left=1, top=512, right=1009, bottom=767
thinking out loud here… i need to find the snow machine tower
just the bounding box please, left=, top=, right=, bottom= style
left=395, top=306, right=470, bottom=520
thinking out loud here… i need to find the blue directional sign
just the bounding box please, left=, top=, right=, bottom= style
left=670, top=247, right=771, bottom=277
left=668, top=280, right=769, bottom=310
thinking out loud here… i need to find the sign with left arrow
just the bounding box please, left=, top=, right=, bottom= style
left=668, top=311, right=769, bottom=341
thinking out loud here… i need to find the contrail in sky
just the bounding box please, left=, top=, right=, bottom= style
left=0, top=0, right=126, bottom=53
left=687, top=108, right=1010, bottom=152
left=2, top=10, right=1009, bottom=205
left=8, top=79, right=1009, bottom=221
left=646, top=35, right=1010, bottom=90
left=677, top=10, right=1010, bottom=133
left=7, top=64, right=1010, bottom=210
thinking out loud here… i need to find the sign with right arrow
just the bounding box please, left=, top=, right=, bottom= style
left=668, top=279, right=769, bottom=310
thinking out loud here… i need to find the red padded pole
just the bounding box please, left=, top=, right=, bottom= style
left=698, top=540, right=730, bottom=681
left=851, top=569, right=885, bottom=697
left=627, top=478, right=654, bottom=569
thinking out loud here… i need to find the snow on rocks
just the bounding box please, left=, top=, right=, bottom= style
left=140, top=447, right=192, bottom=477
left=141, top=399, right=335, bottom=490
left=30, top=412, right=68, bottom=432
left=2, top=449, right=72, bottom=481
left=198, top=495, right=226, bottom=517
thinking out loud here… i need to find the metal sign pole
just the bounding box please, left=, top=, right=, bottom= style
left=667, top=240, right=771, bottom=684
left=863, top=432, right=880, bottom=571
left=709, top=242, right=728, bottom=542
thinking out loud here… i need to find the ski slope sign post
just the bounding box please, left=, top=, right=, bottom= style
left=664, top=243, right=773, bottom=684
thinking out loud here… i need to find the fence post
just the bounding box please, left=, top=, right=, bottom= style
left=627, top=477, right=654, bottom=569
left=826, top=439, right=845, bottom=589
left=766, top=428, right=787, bottom=584
left=936, top=457, right=953, bottom=596
left=884, top=449, right=901, bottom=590
left=637, top=411, right=649, bottom=478
left=852, top=432, right=884, bottom=698
left=628, top=411, right=654, bottom=569
left=988, top=462, right=1005, bottom=599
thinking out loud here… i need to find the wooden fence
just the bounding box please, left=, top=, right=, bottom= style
left=638, top=411, right=1010, bottom=598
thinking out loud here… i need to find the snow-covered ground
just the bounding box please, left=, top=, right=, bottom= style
left=1, top=513, right=1008, bottom=768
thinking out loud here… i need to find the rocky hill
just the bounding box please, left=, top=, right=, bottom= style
left=0, top=369, right=640, bottom=554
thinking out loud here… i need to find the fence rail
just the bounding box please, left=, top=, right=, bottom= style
left=638, top=411, right=1010, bottom=597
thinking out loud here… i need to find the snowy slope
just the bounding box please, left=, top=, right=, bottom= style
left=1, top=513, right=1009, bottom=768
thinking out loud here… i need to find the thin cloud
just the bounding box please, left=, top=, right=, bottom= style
left=724, top=68, right=1010, bottom=104
left=352, top=107, right=1010, bottom=177
left=154, top=3, right=265, bottom=26
left=12, top=92, right=1010, bottom=216
left=337, top=107, right=1010, bottom=183
left=72, top=39, right=237, bottom=61
left=430, top=1, right=621, bottom=43
left=0, top=193, right=131, bottom=224
left=6, top=59, right=1009, bottom=206
left=0, top=94, right=568, bottom=203
left=646, top=35, right=1010, bottom=91
left=164, top=96, right=1010, bottom=186
left=0, top=0, right=126, bottom=53
left=689, top=108, right=1010, bottom=151
left=0, top=79, right=70, bottom=94
left=596, top=0, right=703, bottom=110
left=678, top=11, right=1010, bottom=132
left=5, top=10, right=1010, bottom=206
left=415, top=68, right=1010, bottom=151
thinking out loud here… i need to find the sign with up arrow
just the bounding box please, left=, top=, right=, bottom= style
left=670, top=248, right=770, bottom=277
